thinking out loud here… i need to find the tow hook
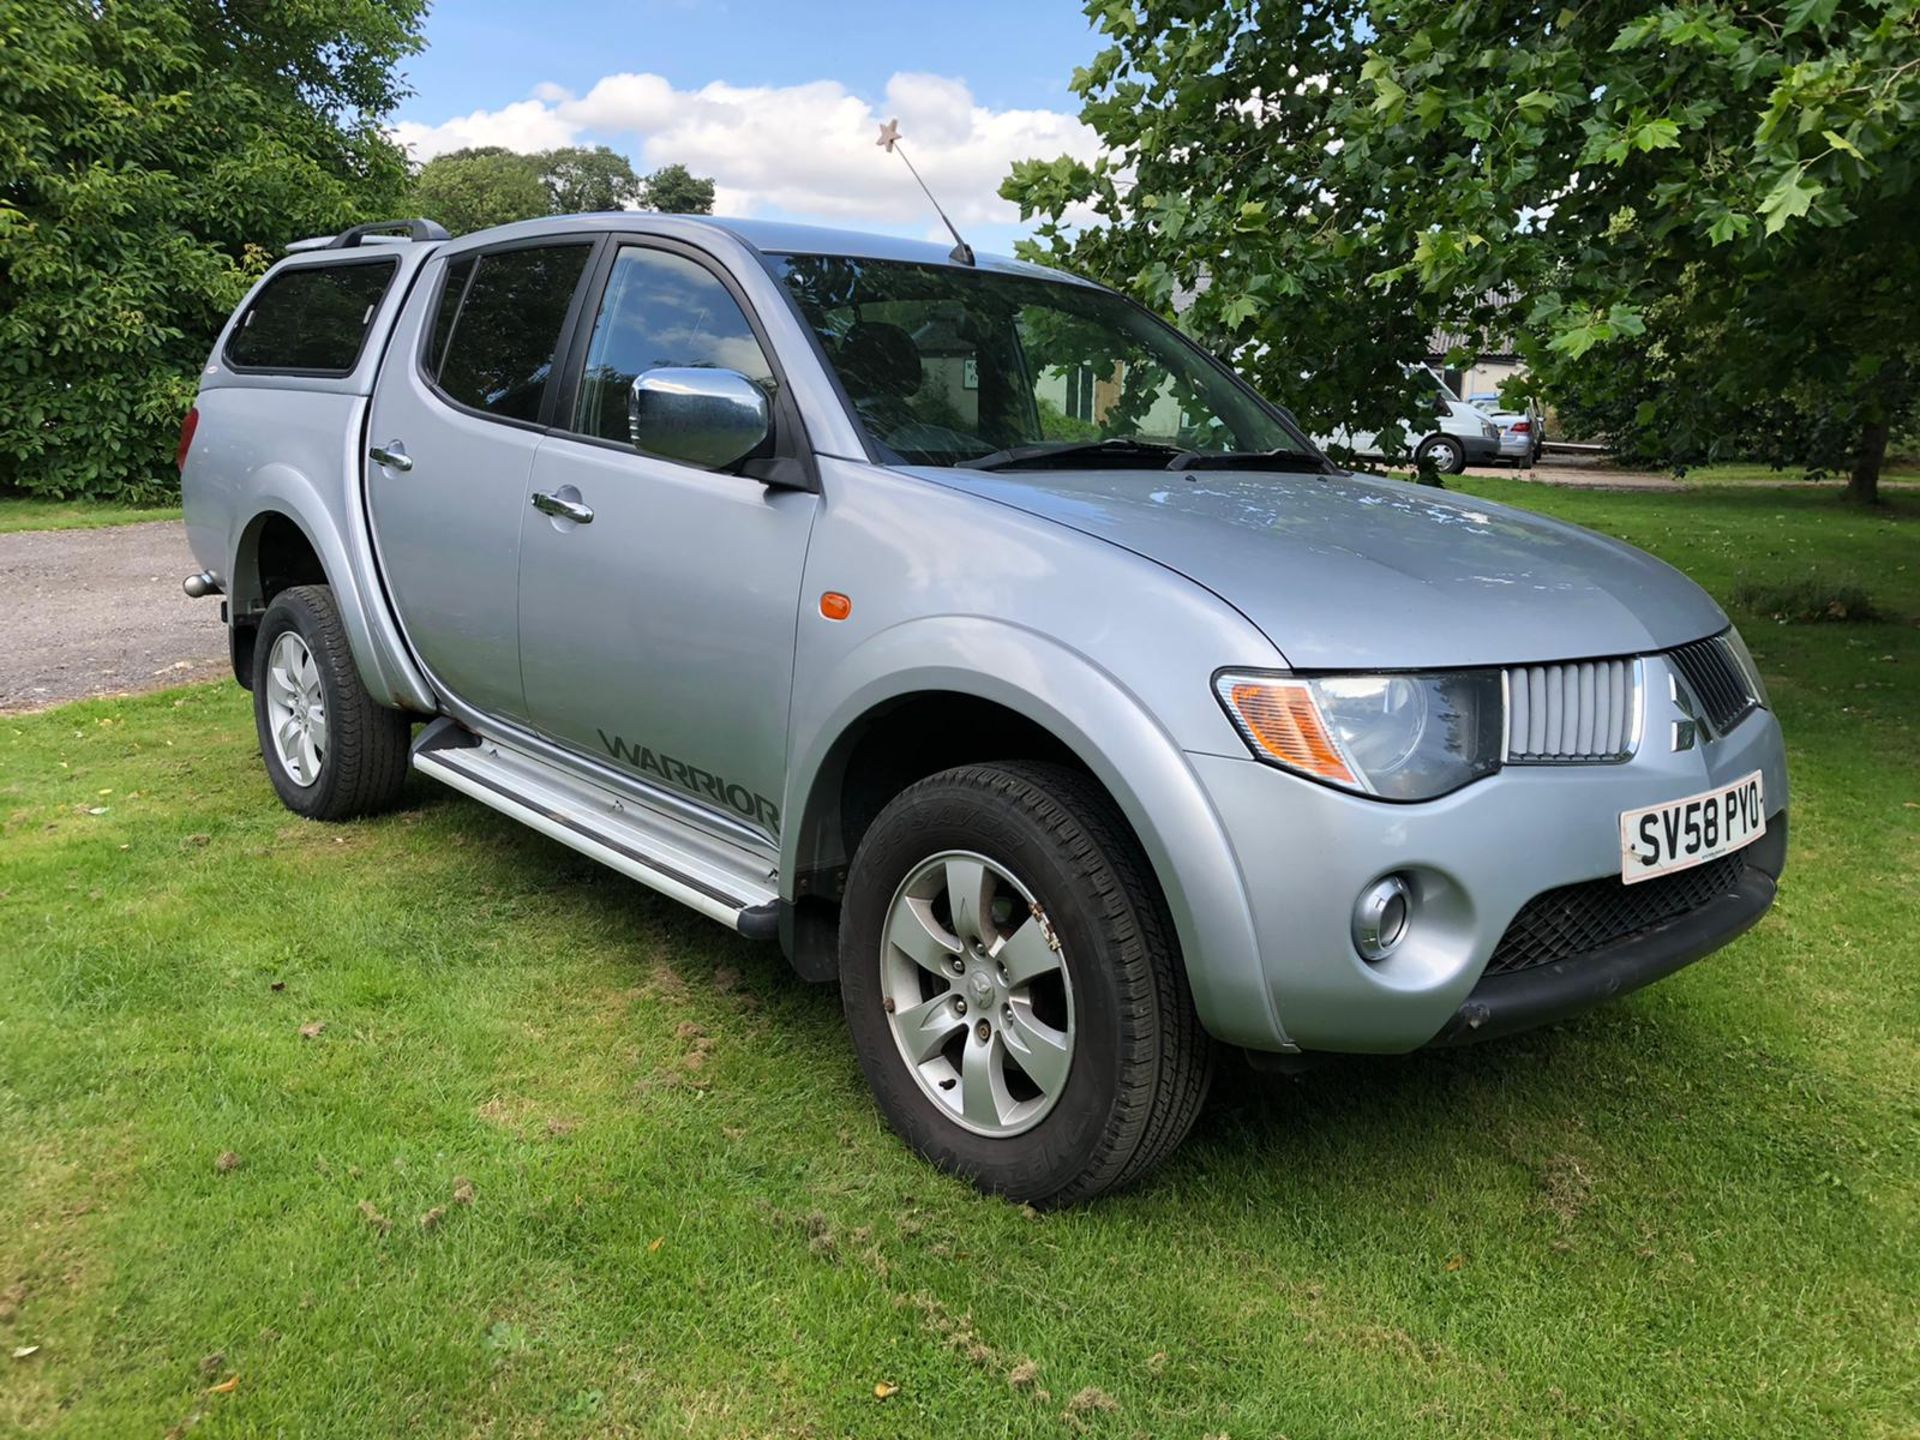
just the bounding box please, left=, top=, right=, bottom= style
left=182, top=571, right=222, bottom=599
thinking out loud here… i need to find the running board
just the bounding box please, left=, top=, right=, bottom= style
left=411, top=719, right=781, bottom=939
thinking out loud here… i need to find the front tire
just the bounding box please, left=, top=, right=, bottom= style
left=839, top=762, right=1213, bottom=1205
left=252, top=585, right=412, bottom=821
left=1417, top=435, right=1467, bottom=475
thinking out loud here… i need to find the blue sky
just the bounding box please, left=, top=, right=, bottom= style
left=391, top=0, right=1107, bottom=253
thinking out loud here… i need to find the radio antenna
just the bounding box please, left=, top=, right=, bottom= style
left=876, top=118, right=975, bottom=266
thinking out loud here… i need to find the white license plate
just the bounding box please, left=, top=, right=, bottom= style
left=1619, top=771, right=1765, bottom=884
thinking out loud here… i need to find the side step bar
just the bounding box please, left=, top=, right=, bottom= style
left=411, top=719, right=781, bottom=939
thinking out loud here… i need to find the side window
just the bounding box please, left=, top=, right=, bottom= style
left=422, top=255, right=475, bottom=382
left=224, top=258, right=396, bottom=373
left=435, top=244, right=591, bottom=423
left=571, top=246, right=775, bottom=444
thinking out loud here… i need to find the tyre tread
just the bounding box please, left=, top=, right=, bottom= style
left=254, top=585, right=411, bottom=821
left=848, top=760, right=1212, bottom=1205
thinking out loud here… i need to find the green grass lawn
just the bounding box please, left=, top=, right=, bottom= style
left=0, top=497, right=182, bottom=534
left=2, top=485, right=1916, bottom=1437
left=1671, top=461, right=1920, bottom=486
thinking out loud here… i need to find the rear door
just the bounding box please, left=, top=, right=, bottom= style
left=366, top=238, right=597, bottom=722
left=515, top=239, right=819, bottom=840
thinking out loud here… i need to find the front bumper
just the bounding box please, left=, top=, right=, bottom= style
left=1429, top=816, right=1784, bottom=1045
left=1462, top=433, right=1503, bottom=464
left=1183, top=661, right=1789, bottom=1054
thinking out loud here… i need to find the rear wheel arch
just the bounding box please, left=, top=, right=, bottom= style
left=224, top=497, right=431, bottom=713
left=229, top=509, right=330, bottom=688
left=235, top=509, right=330, bottom=603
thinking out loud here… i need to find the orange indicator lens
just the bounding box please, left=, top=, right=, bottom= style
left=819, top=592, right=852, bottom=621
left=1226, top=681, right=1357, bottom=787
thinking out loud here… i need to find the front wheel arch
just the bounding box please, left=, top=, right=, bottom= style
left=781, top=627, right=1289, bottom=1053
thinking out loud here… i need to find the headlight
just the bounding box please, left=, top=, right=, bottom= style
left=1215, top=670, right=1504, bottom=800
left=1481, top=419, right=1500, bottom=439
left=1723, top=625, right=1771, bottom=709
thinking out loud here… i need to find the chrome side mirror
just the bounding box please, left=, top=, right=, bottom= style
left=627, top=368, right=771, bottom=471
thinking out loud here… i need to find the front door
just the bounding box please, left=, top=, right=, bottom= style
left=365, top=239, right=595, bottom=722
left=517, top=240, right=818, bottom=841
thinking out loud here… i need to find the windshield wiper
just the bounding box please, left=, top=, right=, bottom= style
left=1166, top=448, right=1332, bottom=474
left=965, top=438, right=1195, bottom=472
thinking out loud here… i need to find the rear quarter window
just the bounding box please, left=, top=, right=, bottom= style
left=430, top=243, right=592, bottom=424
left=224, top=258, right=398, bottom=374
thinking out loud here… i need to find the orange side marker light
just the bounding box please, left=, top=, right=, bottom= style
left=1228, top=681, right=1358, bottom=787
left=820, top=591, right=853, bottom=621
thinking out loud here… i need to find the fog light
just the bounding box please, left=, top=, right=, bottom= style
left=1352, top=875, right=1412, bottom=962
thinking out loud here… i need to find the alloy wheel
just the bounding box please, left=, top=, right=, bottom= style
left=879, top=850, right=1076, bottom=1137
left=263, top=630, right=327, bottom=787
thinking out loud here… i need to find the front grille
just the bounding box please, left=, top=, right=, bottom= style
left=1667, top=633, right=1759, bottom=736
left=1505, top=657, right=1638, bottom=763
left=1486, top=851, right=1748, bottom=977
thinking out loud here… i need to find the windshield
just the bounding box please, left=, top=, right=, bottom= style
left=769, top=255, right=1309, bottom=469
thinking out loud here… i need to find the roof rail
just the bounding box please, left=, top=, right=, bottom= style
left=284, top=218, right=450, bottom=254
left=325, top=218, right=450, bottom=249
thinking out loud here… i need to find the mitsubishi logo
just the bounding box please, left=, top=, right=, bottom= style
left=1669, top=673, right=1703, bottom=752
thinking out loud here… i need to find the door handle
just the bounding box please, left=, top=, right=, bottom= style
left=368, top=441, right=413, bottom=472
left=530, top=490, right=594, bottom=525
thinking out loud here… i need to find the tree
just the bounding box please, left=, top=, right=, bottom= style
left=1004, top=1, right=1920, bottom=502
left=0, top=0, right=427, bottom=500
left=409, top=147, right=551, bottom=235
left=538, top=144, right=642, bottom=213
left=640, top=162, right=716, bottom=215
left=410, top=145, right=652, bottom=232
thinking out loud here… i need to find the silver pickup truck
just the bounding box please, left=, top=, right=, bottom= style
left=180, top=214, right=1787, bottom=1204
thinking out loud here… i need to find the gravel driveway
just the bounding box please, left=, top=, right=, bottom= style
left=0, top=520, right=229, bottom=712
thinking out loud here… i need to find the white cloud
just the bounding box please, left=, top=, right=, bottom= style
left=390, top=100, right=579, bottom=157
left=390, top=70, right=1100, bottom=232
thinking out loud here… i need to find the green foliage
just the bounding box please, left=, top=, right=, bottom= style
left=539, top=144, right=645, bottom=214
left=1003, top=1, right=1920, bottom=498
left=409, top=147, right=553, bottom=235
left=640, top=162, right=716, bottom=215
left=1001, top=6, right=1468, bottom=463
left=1035, top=393, right=1102, bottom=442
left=408, top=148, right=712, bottom=233
left=0, top=0, right=427, bottom=501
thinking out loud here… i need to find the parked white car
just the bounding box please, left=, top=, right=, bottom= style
left=1319, top=367, right=1502, bottom=474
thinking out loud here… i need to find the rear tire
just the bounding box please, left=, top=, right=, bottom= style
left=252, top=585, right=412, bottom=821
left=839, top=762, right=1213, bottom=1206
left=1417, top=435, right=1467, bottom=475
